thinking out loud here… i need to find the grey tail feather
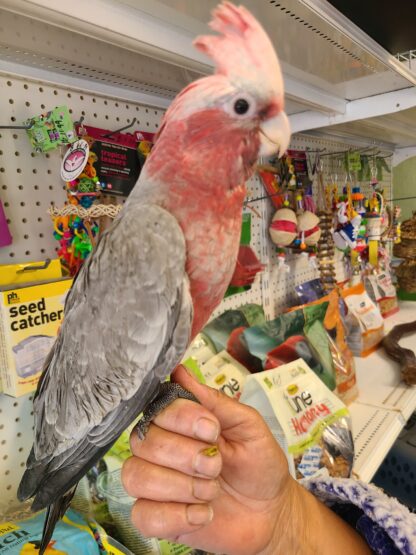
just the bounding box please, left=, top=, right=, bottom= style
left=17, top=453, right=48, bottom=502
left=38, top=488, right=76, bottom=555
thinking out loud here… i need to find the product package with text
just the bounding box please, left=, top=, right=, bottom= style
left=0, top=278, right=72, bottom=396
left=240, top=359, right=354, bottom=480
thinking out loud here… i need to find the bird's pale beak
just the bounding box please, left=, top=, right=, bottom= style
left=259, top=111, right=291, bottom=158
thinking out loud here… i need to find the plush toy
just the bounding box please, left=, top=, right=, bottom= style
left=269, top=208, right=297, bottom=247
left=297, top=210, right=321, bottom=247
left=336, top=201, right=348, bottom=225
left=335, top=212, right=363, bottom=250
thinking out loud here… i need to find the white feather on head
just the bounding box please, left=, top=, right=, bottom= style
left=194, top=2, right=285, bottom=108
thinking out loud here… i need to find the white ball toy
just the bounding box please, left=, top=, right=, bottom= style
left=269, top=208, right=298, bottom=246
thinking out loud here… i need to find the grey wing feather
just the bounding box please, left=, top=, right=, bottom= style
left=20, top=203, right=192, bottom=505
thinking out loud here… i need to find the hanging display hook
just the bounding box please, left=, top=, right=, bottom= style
left=16, top=259, right=51, bottom=273
left=0, top=123, right=31, bottom=130
left=1, top=115, right=85, bottom=131
left=103, top=117, right=137, bottom=139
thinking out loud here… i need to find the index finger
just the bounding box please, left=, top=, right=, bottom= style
left=173, top=365, right=268, bottom=443
left=144, top=397, right=220, bottom=444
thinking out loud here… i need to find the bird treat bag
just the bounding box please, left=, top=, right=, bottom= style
left=240, top=359, right=354, bottom=480
left=341, top=283, right=384, bottom=357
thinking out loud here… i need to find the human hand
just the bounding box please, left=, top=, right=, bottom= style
left=122, top=366, right=372, bottom=555
left=122, top=365, right=298, bottom=554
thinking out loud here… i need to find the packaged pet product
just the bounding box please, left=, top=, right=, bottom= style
left=0, top=259, right=63, bottom=288
left=242, top=302, right=337, bottom=390
left=200, top=304, right=265, bottom=353
left=199, top=304, right=265, bottom=372
left=294, top=278, right=325, bottom=305
left=0, top=278, right=72, bottom=396
left=364, top=269, right=399, bottom=318
left=240, top=359, right=354, bottom=480
left=186, top=351, right=251, bottom=400
left=289, top=290, right=358, bottom=405
left=0, top=508, right=131, bottom=554
left=97, top=470, right=193, bottom=555
left=341, top=283, right=384, bottom=357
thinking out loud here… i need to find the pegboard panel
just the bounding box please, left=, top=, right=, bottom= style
left=0, top=74, right=165, bottom=265
left=0, top=394, right=34, bottom=517
left=267, top=132, right=393, bottom=315
left=290, top=133, right=393, bottom=201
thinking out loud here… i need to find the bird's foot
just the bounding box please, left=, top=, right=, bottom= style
left=135, top=381, right=199, bottom=440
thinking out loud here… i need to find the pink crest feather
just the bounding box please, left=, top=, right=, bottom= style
left=194, top=2, right=284, bottom=102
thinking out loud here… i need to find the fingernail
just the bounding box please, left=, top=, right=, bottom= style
left=194, top=417, right=219, bottom=443
left=182, top=365, right=197, bottom=380
left=186, top=504, right=214, bottom=525
left=193, top=446, right=221, bottom=477
left=201, top=446, right=219, bottom=457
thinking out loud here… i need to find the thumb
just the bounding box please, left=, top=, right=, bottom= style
left=173, top=365, right=265, bottom=443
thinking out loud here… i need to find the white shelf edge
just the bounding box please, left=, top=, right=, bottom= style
left=289, top=86, right=416, bottom=134
left=351, top=405, right=403, bottom=483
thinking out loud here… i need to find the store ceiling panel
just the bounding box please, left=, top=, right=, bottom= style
left=328, top=0, right=416, bottom=55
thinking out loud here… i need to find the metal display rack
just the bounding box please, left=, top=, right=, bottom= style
left=0, top=0, right=415, bottom=516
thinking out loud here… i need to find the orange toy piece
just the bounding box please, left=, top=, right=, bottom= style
left=258, top=169, right=283, bottom=209
left=20, top=540, right=67, bottom=554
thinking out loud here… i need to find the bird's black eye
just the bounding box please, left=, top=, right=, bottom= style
left=234, top=98, right=250, bottom=115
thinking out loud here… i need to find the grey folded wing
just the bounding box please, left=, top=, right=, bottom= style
left=28, top=202, right=192, bottom=475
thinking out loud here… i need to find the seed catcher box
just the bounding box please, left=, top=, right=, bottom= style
left=0, top=278, right=72, bottom=397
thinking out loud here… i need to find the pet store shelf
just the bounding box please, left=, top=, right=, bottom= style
left=2, top=0, right=416, bottom=141
left=350, top=302, right=416, bottom=482
left=350, top=404, right=403, bottom=483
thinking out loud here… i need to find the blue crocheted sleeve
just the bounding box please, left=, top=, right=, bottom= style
left=303, top=477, right=416, bottom=555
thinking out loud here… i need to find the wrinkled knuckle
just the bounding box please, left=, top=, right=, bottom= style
left=154, top=503, right=172, bottom=535
left=170, top=404, right=186, bottom=429
left=130, top=430, right=144, bottom=455
left=162, top=400, right=185, bottom=431
left=244, top=404, right=263, bottom=422
left=121, top=456, right=138, bottom=495
left=138, top=461, right=154, bottom=488
left=210, top=387, right=225, bottom=403
left=190, top=476, right=197, bottom=500
left=131, top=501, right=152, bottom=536
left=137, top=502, right=170, bottom=537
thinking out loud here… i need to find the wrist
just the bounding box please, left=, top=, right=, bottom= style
left=258, top=477, right=310, bottom=555
left=260, top=477, right=372, bottom=555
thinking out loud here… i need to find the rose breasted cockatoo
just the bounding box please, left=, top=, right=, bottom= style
left=18, top=3, right=290, bottom=552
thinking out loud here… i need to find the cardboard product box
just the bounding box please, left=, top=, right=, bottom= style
left=0, top=258, right=63, bottom=287
left=0, top=278, right=72, bottom=397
